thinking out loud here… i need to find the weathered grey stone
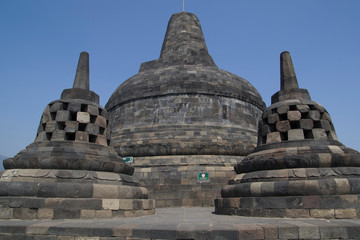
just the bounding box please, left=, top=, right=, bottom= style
left=268, top=113, right=279, bottom=124
left=276, top=120, right=291, bottom=132
left=288, top=129, right=304, bottom=140
left=287, top=110, right=301, bottom=121
left=299, top=119, right=313, bottom=130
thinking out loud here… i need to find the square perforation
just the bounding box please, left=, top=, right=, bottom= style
left=69, top=111, right=77, bottom=121
left=290, top=121, right=300, bottom=129
left=81, top=104, right=87, bottom=112
left=280, top=132, right=288, bottom=141
left=57, top=122, right=65, bottom=130
left=89, top=134, right=97, bottom=143
left=99, top=127, right=105, bottom=135
left=271, top=108, right=277, bottom=114
left=65, top=132, right=75, bottom=141
left=289, top=105, right=297, bottom=110
left=304, top=130, right=314, bottom=139
left=50, top=112, right=56, bottom=121
left=279, top=113, right=287, bottom=121
left=79, top=123, right=87, bottom=131
left=62, top=102, right=69, bottom=110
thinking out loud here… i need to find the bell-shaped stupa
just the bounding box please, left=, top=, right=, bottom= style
left=106, top=12, right=266, bottom=207
left=0, top=52, right=155, bottom=219
left=215, top=51, right=360, bottom=219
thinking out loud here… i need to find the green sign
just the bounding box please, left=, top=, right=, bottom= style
left=123, top=157, right=133, bottom=164
left=198, top=172, right=210, bottom=182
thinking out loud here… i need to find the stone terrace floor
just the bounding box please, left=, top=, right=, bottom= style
left=1, top=207, right=360, bottom=239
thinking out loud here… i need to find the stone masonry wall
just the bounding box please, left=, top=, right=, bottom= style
left=109, top=94, right=262, bottom=157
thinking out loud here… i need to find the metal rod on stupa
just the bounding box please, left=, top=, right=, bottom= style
left=280, top=51, right=299, bottom=91
left=73, top=51, right=89, bottom=90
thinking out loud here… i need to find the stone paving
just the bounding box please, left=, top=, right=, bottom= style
left=1, top=207, right=360, bottom=239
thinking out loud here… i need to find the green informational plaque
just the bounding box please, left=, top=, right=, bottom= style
left=198, top=172, right=210, bottom=183
left=122, top=157, right=134, bottom=164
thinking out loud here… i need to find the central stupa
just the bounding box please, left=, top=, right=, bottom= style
left=106, top=12, right=265, bottom=207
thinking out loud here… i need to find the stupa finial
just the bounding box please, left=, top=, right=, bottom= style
left=280, top=51, right=299, bottom=91
left=73, top=51, right=89, bottom=90
left=61, top=51, right=99, bottom=103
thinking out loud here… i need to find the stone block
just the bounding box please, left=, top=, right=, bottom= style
left=287, top=110, right=301, bottom=121
left=77, top=112, right=90, bottom=123
left=75, top=131, right=89, bottom=142
left=310, top=209, right=334, bottom=218
left=35, top=131, right=48, bottom=142
left=312, top=129, right=327, bottom=140
left=299, top=119, right=313, bottom=130
left=67, top=102, right=81, bottom=112
left=119, top=199, right=134, bottom=210
left=41, top=110, right=51, bottom=124
left=321, top=112, right=332, bottom=121
left=96, top=135, right=108, bottom=146
left=85, top=123, right=99, bottom=135
left=95, top=115, right=107, bottom=128
left=95, top=210, right=112, bottom=218
left=276, top=120, right=291, bottom=132
left=56, top=110, right=71, bottom=122
left=328, top=130, right=338, bottom=141
left=309, top=110, right=321, bottom=121
left=50, top=102, right=63, bottom=112
left=37, top=208, right=54, bottom=219
left=80, top=209, right=96, bottom=219
left=335, top=209, right=357, bottom=219
left=86, top=105, right=99, bottom=116
left=319, top=120, right=331, bottom=131
left=277, top=105, right=289, bottom=114
left=102, top=199, right=120, bottom=210
left=51, top=130, right=65, bottom=141
left=65, top=121, right=78, bottom=133
left=268, top=113, right=279, bottom=124
left=266, top=132, right=281, bottom=143
left=93, top=184, right=119, bottom=199
left=288, top=129, right=304, bottom=140
left=296, top=104, right=310, bottom=113
left=45, top=121, right=57, bottom=132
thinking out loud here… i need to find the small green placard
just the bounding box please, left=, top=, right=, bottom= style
left=123, top=157, right=133, bottom=164
left=198, top=172, right=210, bottom=182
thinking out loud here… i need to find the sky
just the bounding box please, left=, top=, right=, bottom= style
left=0, top=0, right=359, bottom=158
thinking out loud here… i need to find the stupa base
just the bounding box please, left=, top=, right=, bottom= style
left=0, top=169, right=156, bottom=219
left=215, top=195, right=360, bottom=219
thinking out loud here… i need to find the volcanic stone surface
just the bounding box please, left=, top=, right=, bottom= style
left=215, top=51, right=360, bottom=218
left=105, top=12, right=265, bottom=207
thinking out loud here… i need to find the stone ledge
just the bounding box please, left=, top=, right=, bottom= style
left=0, top=207, right=359, bottom=239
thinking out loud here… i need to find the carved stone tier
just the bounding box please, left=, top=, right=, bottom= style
left=215, top=51, right=360, bottom=218
left=0, top=169, right=155, bottom=219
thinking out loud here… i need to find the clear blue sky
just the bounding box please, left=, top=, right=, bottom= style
left=1, top=0, right=359, bottom=158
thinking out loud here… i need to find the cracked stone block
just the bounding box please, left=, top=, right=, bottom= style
left=266, top=132, right=281, bottom=143
left=276, top=120, right=291, bottom=132
left=287, top=110, right=301, bottom=121
left=77, top=112, right=90, bottom=123
left=288, top=129, right=304, bottom=140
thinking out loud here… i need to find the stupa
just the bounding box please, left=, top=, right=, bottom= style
left=0, top=52, right=155, bottom=219
left=106, top=12, right=266, bottom=207
left=215, top=51, right=360, bottom=218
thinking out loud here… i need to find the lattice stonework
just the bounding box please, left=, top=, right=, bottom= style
left=258, top=101, right=338, bottom=145
left=36, top=100, right=110, bottom=146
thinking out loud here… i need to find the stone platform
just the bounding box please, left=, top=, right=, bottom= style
left=1, top=207, right=360, bottom=239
